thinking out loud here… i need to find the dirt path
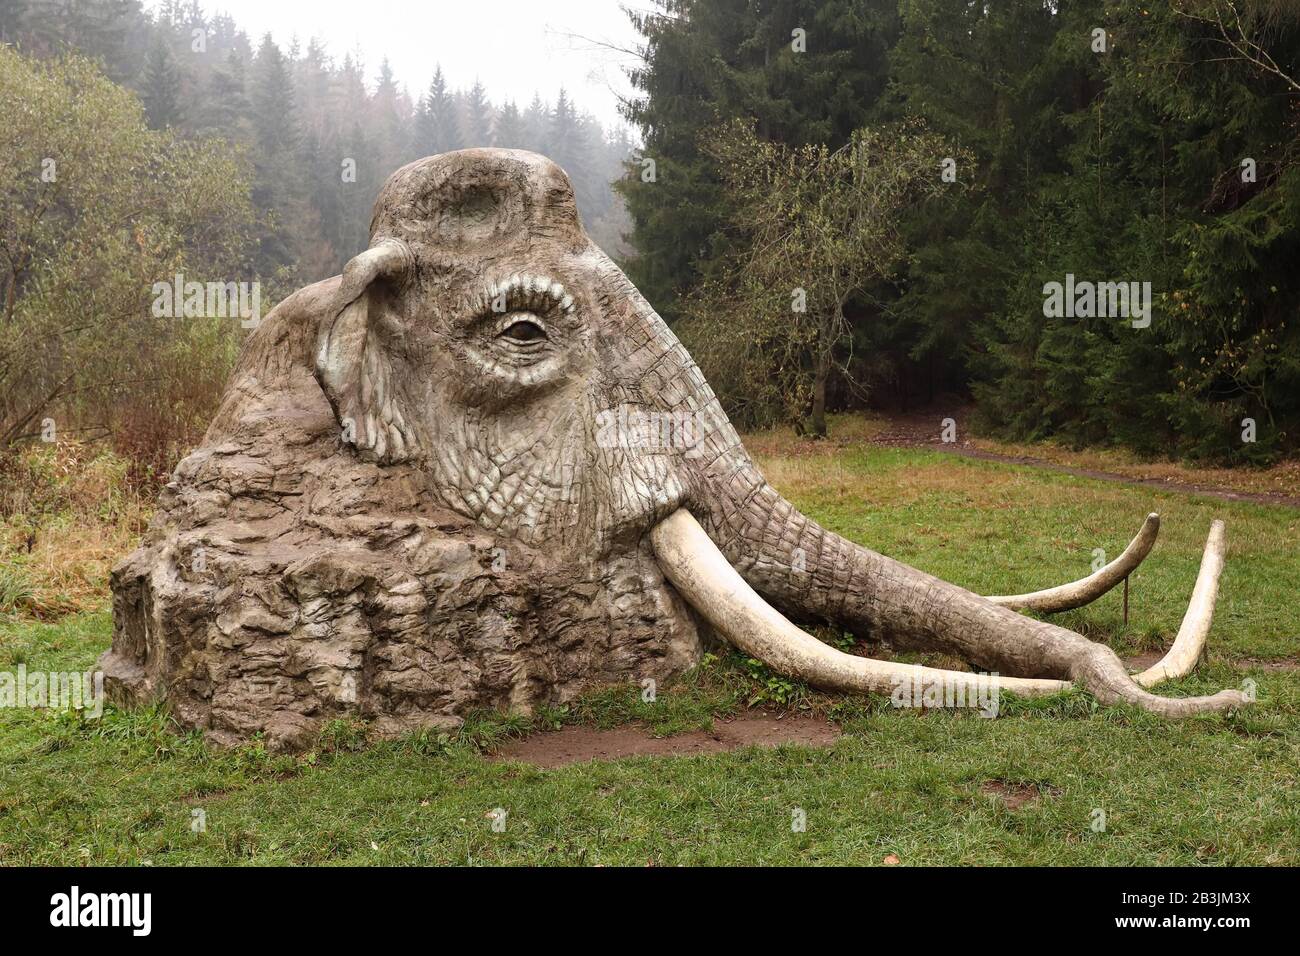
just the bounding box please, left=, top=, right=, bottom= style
left=489, top=714, right=840, bottom=768
left=870, top=415, right=1300, bottom=509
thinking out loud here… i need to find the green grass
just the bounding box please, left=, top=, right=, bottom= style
left=1, top=445, right=1297, bottom=865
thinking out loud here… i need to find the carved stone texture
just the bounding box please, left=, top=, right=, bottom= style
left=103, top=152, right=708, bottom=750
left=104, top=148, right=1248, bottom=745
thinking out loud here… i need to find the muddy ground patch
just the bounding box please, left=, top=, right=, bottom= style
left=489, top=714, right=841, bottom=768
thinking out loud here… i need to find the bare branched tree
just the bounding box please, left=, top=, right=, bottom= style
left=1173, top=0, right=1300, bottom=94
left=0, top=47, right=257, bottom=464
left=680, top=119, right=968, bottom=437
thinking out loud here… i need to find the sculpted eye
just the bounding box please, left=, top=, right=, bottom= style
left=499, top=318, right=547, bottom=343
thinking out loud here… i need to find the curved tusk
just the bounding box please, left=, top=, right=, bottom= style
left=985, top=513, right=1159, bottom=613
left=650, top=509, right=1070, bottom=700
left=1134, top=520, right=1225, bottom=688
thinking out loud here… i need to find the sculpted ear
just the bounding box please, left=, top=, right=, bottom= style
left=314, top=238, right=419, bottom=463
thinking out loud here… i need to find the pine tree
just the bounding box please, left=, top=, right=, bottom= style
left=545, top=87, right=577, bottom=161
left=494, top=100, right=526, bottom=148
left=141, top=39, right=183, bottom=128
left=250, top=34, right=297, bottom=155
left=249, top=34, right=302, bottom=274
left=294, top=37, right=333, bottom=139
left=207, top=11, right=243, bottom=53
left=523, top=93, right=548, bottom=153
left=459, top=79, right=491, bottom=147
left=199, top=50, right=249, bottom=137
left=370, top=57, right=407, bottom=168
left=416, top=66, right=454, bottom=155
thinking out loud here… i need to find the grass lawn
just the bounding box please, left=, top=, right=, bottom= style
left=1, top=433, right=1297, bottom=866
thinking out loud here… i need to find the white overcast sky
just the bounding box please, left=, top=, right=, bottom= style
left=166, top=0, right=647, bottom=130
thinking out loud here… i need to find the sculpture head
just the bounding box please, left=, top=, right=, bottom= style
left=314, top=149, right=734, bottom=552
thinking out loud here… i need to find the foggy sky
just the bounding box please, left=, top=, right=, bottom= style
left=170, top=0, right=646, bottom=128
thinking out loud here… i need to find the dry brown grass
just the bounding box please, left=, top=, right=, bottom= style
left=747, top=411, right=1299, bottom=501
left=966, top=436, right=1300, bottom=499
left=0, top=441, right=149, bottom=618
left=742, top=415, right=888, bottom=459
left=1, top=514, right=146, bottom=618
left=753, top=442, right=1062, bottom=514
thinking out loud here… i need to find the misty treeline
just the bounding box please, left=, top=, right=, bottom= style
left=0, top=0, right=635, bottom=483
left=2, top=0, right=635, bottom=280
left=619, top=0, right=1300, bottom=463
left=5, top=0, right=1299, bottom=483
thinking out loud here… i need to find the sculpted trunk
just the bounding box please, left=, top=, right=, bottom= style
left=103, top=149, right=1247, bottom=750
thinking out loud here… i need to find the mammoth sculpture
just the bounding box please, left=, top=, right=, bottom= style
left=103, top=149, right=1246, bottom=750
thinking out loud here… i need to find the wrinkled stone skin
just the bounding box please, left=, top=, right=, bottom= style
left=104, top=151, right=714, bottom=750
